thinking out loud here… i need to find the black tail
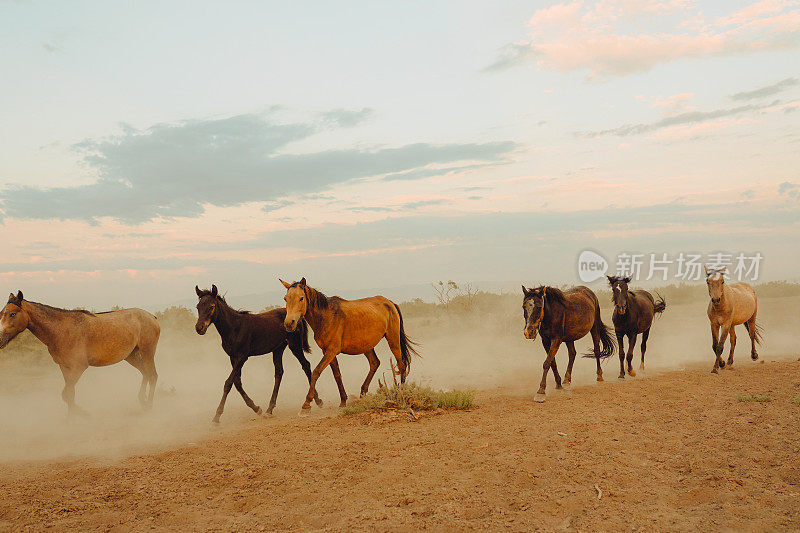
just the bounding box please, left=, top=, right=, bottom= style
left=393, top=303, right=421, bottom=378
left=583, top=299, right=616, bottom=359
left=653, top=293, right=666, bottom=314
left=744, top=319, right=764, bottom=346
left=297, top=318, right=311, bottom=353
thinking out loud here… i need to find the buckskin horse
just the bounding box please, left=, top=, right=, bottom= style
left=280, top=278, right=420, bottom=413
left=521, top=285, right=615, bottom=402
left=0, top=291, right=160, bottom=415
left=705, top=267, right=762, bottom=373
left=607, top=275, right=666, bottom=379
left=195, top=285, right=346, bottom=422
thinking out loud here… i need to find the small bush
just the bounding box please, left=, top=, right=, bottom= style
left=340, top=382, right=475, bottom=416
left=736, top=394, right=772, bottom=403
left=792, top=397, right=800, bottom=406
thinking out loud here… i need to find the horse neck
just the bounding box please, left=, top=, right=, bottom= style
left=303, top=287, right=329, bottom=334
left=21, top=301, right=71, bottom=349
left=212, top=301, right=241, bottom=338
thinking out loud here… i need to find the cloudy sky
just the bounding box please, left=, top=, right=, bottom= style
left=1, top=0, right=798, bottom=308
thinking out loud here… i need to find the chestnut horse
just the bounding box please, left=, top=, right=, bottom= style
left=705, top=267, right=762, bottom=373
left=0, top=291, right=160, bottom=415
left=195, top=285, right=345, bottom=422
left=607, top=275, right=666, bottom=379
left=521, top=285, right=615, bottom=402
left=281, top=278, right=419, bottom=412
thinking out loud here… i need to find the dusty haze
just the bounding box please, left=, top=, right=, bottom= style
left=0, top=284, right=798, bottom=463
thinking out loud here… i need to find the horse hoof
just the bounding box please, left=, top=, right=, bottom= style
left=596, top=376, right=604, bottom=383
left=315, top=398, right=324, bottom=407
left=533, top=393, right=546, bottom=403
left=639, top=363, right=645, bottom=371
left=562, top=381, right=571, bottom=389
left=212, top=418, right=221, bottom=424
left=751, top=353, right=759, bottom=361
left=618, top=374, right=625, bottom=380
left=255, top=407, right=263, bottom=416
left=719, top=360, right=726, bottom=369
left=298, top=410, right=309, bottom=418
left=628, top=370, right=636, bottom=378
left=710, top=368, right=718, bottom=374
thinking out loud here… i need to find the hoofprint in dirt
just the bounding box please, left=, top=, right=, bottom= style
left=1, top=360, right=799, bottom=532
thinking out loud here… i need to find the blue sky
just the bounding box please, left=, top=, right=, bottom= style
left=1, top=0, right=798, bottom=308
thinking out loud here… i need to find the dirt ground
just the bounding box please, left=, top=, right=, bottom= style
left=1, top=359, right=799, bottom=532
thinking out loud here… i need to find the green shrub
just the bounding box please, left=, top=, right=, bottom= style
left=736, top=394, right=772, bottom=403
left=340, top=382, right=475, bottom=416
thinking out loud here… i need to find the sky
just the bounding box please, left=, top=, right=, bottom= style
left=1, top=0, right=799, bottom=309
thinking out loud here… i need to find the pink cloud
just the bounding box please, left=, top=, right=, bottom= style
left=490, top=0, right=800, bottom=77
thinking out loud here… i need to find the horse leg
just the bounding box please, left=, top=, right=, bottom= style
left=124, top=348, right=148, bottom=408
left=727, top=327, right=736, bottom=367
left=213, top=359, right=240, bottom=423
left=716, top=325, right=731, bottom=370
left=563, top=340, right=576, bottom=386
left=535, top=338, right=561, bottom=403
left=139, top=344, right=158, bottom=409
left=710, top=322, right=721, bottom=373
left=59, top=363, right=88, bottom=418
left=640, top=329, right=650, bottom=370
left=232, top=359, right=261, bottom=416
left=303, top=349, right=339, bottom=411
left=266, top=348, right=285, bottom=415
left=550, top=358, right=563, bottom=390
left=289, top=343, right=323, bottom=407
left=616, top=331, right=626, bottom=379
left=590, top=330, right=604, bottom=382
left=745, top=315, right=759, bottom=360
left=626, top=333, right=637, bottom=377
left=361, top=348, right=380, bottom=396
left=329, top=357, right=348, bottom=408
left=385, top=331, right=407, bottom=384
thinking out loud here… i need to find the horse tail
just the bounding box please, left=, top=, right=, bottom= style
left=746, top=319, right=764, bottom=346
left=653, top=293, right=666, bottom=315
left=298, top=318, right=311, bottom=353
left=582, top=296, right=616, bottom=359
left=393, top=303, right=421, bottom=377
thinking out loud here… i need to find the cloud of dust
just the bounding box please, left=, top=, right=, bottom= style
left=0, top=290, right=797, bottom=463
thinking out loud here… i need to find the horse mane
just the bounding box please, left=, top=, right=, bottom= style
left=24, top=300, right=96, bottom=317
left=197, top=290, right=251, bottom=315
left=292, top=282, right=331, bottom=311
left=538, top=285, right=568, bottom=308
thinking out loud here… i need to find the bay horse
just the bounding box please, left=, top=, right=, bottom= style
left=0, top=291, right=160, bottom=415
left=521, top=285, right=615, bottom=402
left=705, top=267, right=762, bottom=373
left=195, top=285, right=346, bottom=423
left=607, top=275, right=666, bottom=379
left=280, top=278, right=420, bottom=413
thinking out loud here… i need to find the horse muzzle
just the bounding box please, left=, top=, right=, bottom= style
left=195, top=321, right=210, bottom=335
left=523, top=328, right=538, bottom=340
left=711, top=298, right=721, bottom=305
left=284, top=319, right=298, bottom=332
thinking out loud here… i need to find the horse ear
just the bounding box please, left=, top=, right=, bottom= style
left=279, top=279, right=291, bottom=289
left=195, top=285, right=203, bottom=297
left=704, top=265, right=710, bottom=276
left=623, top=276, right=632, bottom=284
left=8, top=292, right=15, bottom=302
left=211, top=284, right=218, bottom=297
left=521, top=285, right=528, bottom=295
left=299, top=277, right=306, bottom=286
left=16, top=290, right=23, bottom=301
left=720, top=267, right=727, bottom=275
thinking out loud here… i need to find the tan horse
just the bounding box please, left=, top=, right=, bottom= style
left=281, top=278, right=419, bottom=412
left=0, top=291, right=160, bottom=415
left=705, top=267, right=762, bottom=373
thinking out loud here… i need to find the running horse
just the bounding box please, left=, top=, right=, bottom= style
left=521, top=285, right=615, bottom=402
left=607, top=275, right=666, bottom=379
left=0, top=291, right=160, bottom=415
left=705, top=267, right=762, bottom=373
left=195, top=284, right=346, bottom=422
left=280, top=278, right=420, bottom=413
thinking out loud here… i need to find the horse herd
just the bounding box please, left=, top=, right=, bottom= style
left=0, top=266, right=762, bottom=419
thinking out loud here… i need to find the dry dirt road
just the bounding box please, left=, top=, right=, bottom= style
left=1, top=359, right=799, bottom=532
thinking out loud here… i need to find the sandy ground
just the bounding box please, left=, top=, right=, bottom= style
left=1, top=358, right=799, bottom=532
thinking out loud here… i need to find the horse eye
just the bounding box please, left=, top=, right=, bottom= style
left=299, top=297, right=304, bottom=301
left=10, top=312, right=16, bottom=318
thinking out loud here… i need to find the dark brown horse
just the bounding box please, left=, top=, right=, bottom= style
left=195, top=285, right=344, bottom=423
left=607, top=275, right=666, bottom=379
left=0, top=291, right=160, bottom=415
left=521, top=285, right=615, bottom=402
left=281, top=278, right=419, bottom=413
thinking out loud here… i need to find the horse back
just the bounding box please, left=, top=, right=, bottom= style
left=83, top=308, right=159, bottom=365
left=326, top=295, right=397, bottom=355
left=553, top=286, right=597, bottom=341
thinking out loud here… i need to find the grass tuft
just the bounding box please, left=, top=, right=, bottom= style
left=340, top=382, right=475, bottom=416
left=736, top=394, right=772, bottom=403
left=792, top=397, right=800, bottom=406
